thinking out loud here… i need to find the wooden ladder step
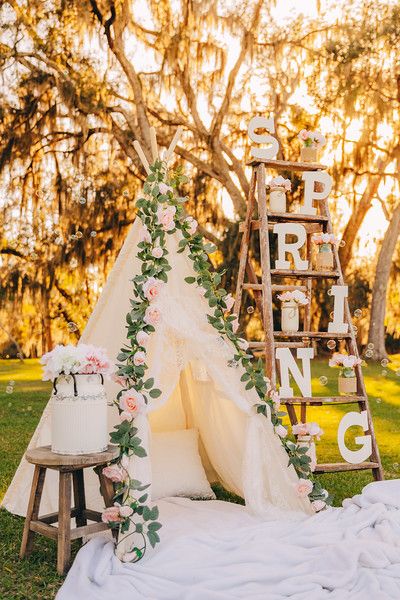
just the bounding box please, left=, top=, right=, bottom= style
left=280, top=396, right=366, bottom=405
left=267, top=212, right=328, bottom=223
left=246, top=158, right=327, bottom=171
left=273, top=331, right=351, bottom=339
left=271, top=269, right=340, bottom=278
left=243, top=283, right=308, bottom=292
left=249, top=341, right=306, bottom=349
left=314, top=462, right=379, bottom=473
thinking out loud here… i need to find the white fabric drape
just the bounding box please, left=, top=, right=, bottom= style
left=2, top=220, right=313, bottom=536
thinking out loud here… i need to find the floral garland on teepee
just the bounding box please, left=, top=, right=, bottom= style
left=102, top=159, right=331, bottom=562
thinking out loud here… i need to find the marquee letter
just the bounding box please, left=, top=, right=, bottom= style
left=299, top=171, right=333, bottom=215
left=276, top=347, right=314, bottom=397
left=337, top=411, right=372, bottom=464
left=273, top=223, right=308, bottom=270
left=328, top=285, right=349, bottom=334
left=247, top=116, right=279, bottom=160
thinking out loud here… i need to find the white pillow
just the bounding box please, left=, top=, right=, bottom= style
left=150, top=429, right=216, bottom=501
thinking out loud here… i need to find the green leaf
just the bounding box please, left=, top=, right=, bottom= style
left=149, top=388, right=162, bottom=398
left=184, top=276, right=196, bottom=284
left=147, top=521, right=162, bottom=532
left=144, top=378, right=154, bottom=389
left=133, top=446, right=147, bottom=458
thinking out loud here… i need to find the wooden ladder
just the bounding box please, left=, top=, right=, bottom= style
left=234, top=158, right=383, bottom=481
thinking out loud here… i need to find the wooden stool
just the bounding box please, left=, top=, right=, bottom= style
left=20, top=445, right=118, bottom=575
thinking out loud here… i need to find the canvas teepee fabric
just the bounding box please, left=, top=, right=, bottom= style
left=3, top=216, right=313, bottom=523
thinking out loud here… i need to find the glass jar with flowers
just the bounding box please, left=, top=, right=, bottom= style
left=41, top=344, right=113, bottom=455
left=292, top=422, right=324, bottom=472
left=268, top=176, right=292, bottom=213
left=312, top=233, right=337, bottom=271
left=277, top=290, right=309, bottom=332
left=297, top=129, right=326, bottom=163
left=329, top=353, right=361, bottom=396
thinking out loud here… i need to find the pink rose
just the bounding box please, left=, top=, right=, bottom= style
left=137, top=330, right=150, bottom=347
left=159, top=182, right=172, bottom=195
left=224, top=293, right=235, bottom=311
left=139, top=225, right=151, bottom=244
left=298, top=129, right=310, bottom=142
left=295, top=478, right=313, bottom=498
left=119, top=389, right=145, bottom=415
left=101, top=506, right=122, bottom=523
left=157, top=205, right=176, bottom=231
left=270, top=390, right=280, bottom=409
left=113, top=374, right=128, bottom=387
left=312, top=499, right=326, bottom=512
left=151, top=246, right=163, bottom=259
left=142, top=277, right=163, bottom=302
left=292, top=422, right=309, bottom=437
left=133, top=351, right=146, bottom=366
left=119, top=505, right=134, bottom=518
left=144, top=305, right=161, bottom=326
left=274, top=424, right=287, bottom=438
left=185, top=216, right=198, bottom=235
left=121, top=551, right=138, bottom=563
left=308, top=422, right=324, bottom=438
left=102, top=464, right=125, bottom=483
left=119, top=410, right=134, bottom=423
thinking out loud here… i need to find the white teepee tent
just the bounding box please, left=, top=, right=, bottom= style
left=3, top=218, right=312, bottom=522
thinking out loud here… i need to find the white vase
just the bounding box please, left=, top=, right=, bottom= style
left=269, top=187, right=287, bottom=213
left=51, top=373, right=108, bottom=455
left=338, top=372, right=357, bottom=396
left=297, top=435, right=317, bottom=471
left=300, top=146, right=318, bottom=163
left=315, top=243, right=334, bottom=271
left=281, top=301, right=299, bottom=332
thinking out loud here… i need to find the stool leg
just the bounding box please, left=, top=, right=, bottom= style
left=57, top=471, right=72, bottom=575
left=20, top=465, right=46, bottom=558
left=96, top=466, right=118, bottom=541
left=72, top=469, right=87, bottom=528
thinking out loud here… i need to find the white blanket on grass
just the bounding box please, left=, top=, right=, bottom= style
left=57, top=480, right=400, bottom=600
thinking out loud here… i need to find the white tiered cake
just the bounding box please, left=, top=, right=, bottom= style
left=51, top=373, right=108, bottom=455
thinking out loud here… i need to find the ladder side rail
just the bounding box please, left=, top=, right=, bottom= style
left=256, top=164, right=277, bottom=388
left=320, top=198, right=383, bottom=479
left=233, top=170, right=257, bottom=318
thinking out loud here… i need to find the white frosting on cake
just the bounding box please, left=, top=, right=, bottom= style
left=51, top=374, right=108, bottom=455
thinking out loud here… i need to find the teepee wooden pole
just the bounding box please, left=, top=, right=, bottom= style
left=165, top=126, right=184, bottom=163
left=149, top=127, right=159, bottom=161
left=133, top=141, right=150, bottom=174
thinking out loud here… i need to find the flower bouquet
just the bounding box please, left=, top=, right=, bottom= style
left=297, top=129, right=326, bottom=163
left=41, top=344, right=113, bottom=454
left=277, top=290, right=309, bottom=332
left=312, top=233, right=338, bottom=271
left=268, top=176, right=292, bottom=213
left=292, top=422, right=324, bottom=472
left=329, top=353, right=361, bottom=396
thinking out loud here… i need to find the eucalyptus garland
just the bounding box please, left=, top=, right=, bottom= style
left=103, top=159, right=330, bottom=562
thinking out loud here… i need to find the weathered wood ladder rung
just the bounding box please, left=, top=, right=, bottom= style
left=234, top=157, right=383, bottom=483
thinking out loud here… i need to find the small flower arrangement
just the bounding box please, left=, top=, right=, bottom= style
left=329, top=353, right=361, bottom=375
left=298, top=130, right=326, bottom=148
left=312, top=233, right=338, bottom=246
left=277, top=290, right=309, bottom=305
left=41, top=344, right=113, bottom=381
left=292, top=422, right=324, bottom=441
left=268, top=176, right=292, bottom=192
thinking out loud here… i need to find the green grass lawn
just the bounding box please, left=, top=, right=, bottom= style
left=1, top=357, right=400, bottom=599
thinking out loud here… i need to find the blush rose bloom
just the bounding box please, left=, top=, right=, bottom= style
left=185, top=216, right=198, bottom=235
left=119, top=505, right=134, bottom=518
left=142, top=277, right=163, bottom=302
left=292, top=422, right=309, bottom=437
left=298, top=129, right=310, bottom=141
left=157, top=205, right=176, bottom=231
left=151, top=246, right=163, bottom=259
left=144, top=305, right=161, bottom=326
left=238, top=338, right=249, bottom=351
left=137, top=330, right=150, bottom=347
left=133, top=350, right=146, bottom=366
left=121, top=551, right=138, bottom=563
left=295, top=478, right=313, bottom=497
left=119, top=389, right=145, bottom=415
left=224, top=293, right=235, bottom=311
left=159, top=182, right=172, bottom=195
left=231, top=315, right=239, bottom=333
left=119, top=410, right=134, bottom=423
left=270, top=390, right=280, bottom=410
left=101, top=506, right=122, bottom=523
left=312, top=499, right=326, bottom=512
left=102, top=463, right=125, bottom=483
left=274, top=424, right=287, bottom=438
